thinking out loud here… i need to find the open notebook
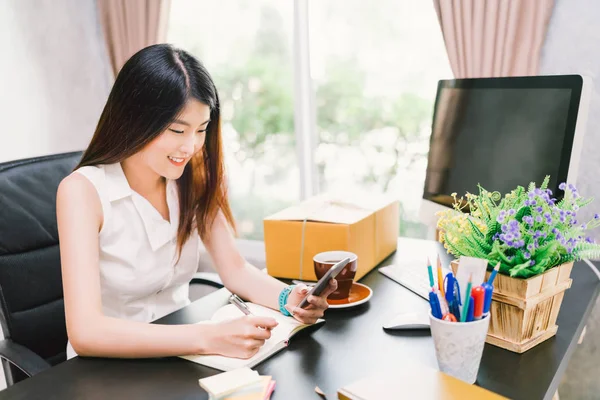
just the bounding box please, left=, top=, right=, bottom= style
left=180, top=303, right=324, bottom=371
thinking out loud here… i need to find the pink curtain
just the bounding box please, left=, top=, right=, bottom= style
left=97, top=0, right=172, bottom=77
left=433, top=0, right=554, bottom=78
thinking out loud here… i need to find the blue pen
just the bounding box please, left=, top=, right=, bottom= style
left=444, top=272, right=461, bottom=321
left=429, top=291, right=443, bottom=319
left=482, top=263, right=499, bottom=317
left=482, top=283, right=493, bottom=317
left=444, top=273, right=454, bottom=304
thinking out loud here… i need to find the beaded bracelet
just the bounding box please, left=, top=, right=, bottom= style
left=278, top=284, right=296, bottom=316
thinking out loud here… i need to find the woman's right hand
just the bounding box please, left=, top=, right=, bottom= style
left=207, top=316, right=279, bottom=359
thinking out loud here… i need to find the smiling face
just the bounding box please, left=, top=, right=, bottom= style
left=138, top=99, right=211, bottom=180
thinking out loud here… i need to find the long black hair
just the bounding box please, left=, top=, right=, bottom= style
left=77, top=44, right=236, bottom=253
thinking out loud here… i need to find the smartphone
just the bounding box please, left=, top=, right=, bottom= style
left=297, top=257, right=351, bottom=309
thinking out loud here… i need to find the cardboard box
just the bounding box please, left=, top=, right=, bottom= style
left=263, top=194, right=399, bottom=281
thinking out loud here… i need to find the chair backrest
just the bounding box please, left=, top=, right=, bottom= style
left=0, top=152, right=82, bottom=376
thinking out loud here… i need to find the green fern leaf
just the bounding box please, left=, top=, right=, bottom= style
left=485, top=221, right=501, bottom=243
left=541, top=175, right=550, bottom=190
left=515, top=206, right=532, bottom=222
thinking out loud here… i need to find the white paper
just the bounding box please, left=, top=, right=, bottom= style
left=455, top=257, right=487, bottom=316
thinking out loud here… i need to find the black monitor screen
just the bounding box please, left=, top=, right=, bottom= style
left=423, top=76, right=583, bottom=207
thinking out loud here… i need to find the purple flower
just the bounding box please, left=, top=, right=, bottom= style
left=552, top=228, right=559, bottom=234
left=534, top=188, right=542, bottom=195
left=536, top=216, right=543, bottom=223
left=568, top=183, right=576, bottom=191
left=542, top=193, right=550, bottom=202
left=527, top=243, right=535, bottom=251
left=586, top=237, right=595, bottom=243
left=595, top=214, right=600, bottom=220
left=546, top=189, right=553, bottom=196
left=559, top=182, right=567, bottom=190
left=524, top=251, right=531, bottom=259
left=501, top=224, right=508, bottom=233
left=508, top=209, right=516, bottom=216
left=573, top=205, right=579, bottom=211
left=549, top=199, right=556, bottom=205
left=536, top=206, right=543, bottom=213
left=523, top=216, right=534, bottom=225
left=530, top=260, right=536, bottom=266
left=506, top=241, right=514, bottom=247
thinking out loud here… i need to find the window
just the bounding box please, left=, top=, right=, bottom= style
left=309, top=0, right=452, bottom=238
left=169, top=0, right=451, bottom=239
left=168, top=1, right=298, bottom=239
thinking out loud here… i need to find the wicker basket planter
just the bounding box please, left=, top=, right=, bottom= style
left=450, top=259, right=573, bottom=353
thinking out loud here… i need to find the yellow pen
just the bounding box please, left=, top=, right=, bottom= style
left=437, top=255, right=445, bottom=298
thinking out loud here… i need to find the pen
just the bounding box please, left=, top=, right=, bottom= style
left=444, top=272, right=461, bottom=321
left=460, top=274, right=473, bottom=322
left=429, top=291, right=442, bottom=319
left=472, top=286, right=485, bottom=320
left=482, top=263, right=499, bottom=318
left=436, top=255, right=445, bottom=298
left=230, top=294, right=269, bottom=330
left=444, top=272, right=454, bottom=304
left=482, top=283, right=493, bottom=317
left=229, top=294, right=252, bottom=315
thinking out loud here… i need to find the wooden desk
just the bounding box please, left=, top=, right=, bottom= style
left=1, top=238, right=597, bottom=400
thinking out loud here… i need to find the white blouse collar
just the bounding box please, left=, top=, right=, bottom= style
left=104, top=162, right=179, bottom=251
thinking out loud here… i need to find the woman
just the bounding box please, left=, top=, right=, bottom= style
left=57, top=44, right=336, bottom=360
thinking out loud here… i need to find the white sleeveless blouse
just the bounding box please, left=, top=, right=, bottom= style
left=66, top=163, right=201, bottom=359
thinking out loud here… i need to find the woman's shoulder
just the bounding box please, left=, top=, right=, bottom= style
left=72, top=164, right=106, bottom=183
left=60, top=165, right=104, bottom=198
left=59, top=165, right=110, bottom=208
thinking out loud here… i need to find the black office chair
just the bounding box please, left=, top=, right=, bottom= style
left=0, top=152, right=223, bottom=386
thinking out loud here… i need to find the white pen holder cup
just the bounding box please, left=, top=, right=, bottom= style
left=429, top=312, right=490, bottom=384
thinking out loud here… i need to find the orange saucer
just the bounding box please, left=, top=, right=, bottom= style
left=327, top=282, right=373, bottom=309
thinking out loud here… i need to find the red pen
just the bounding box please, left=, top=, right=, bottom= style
left=472, top=286, right=485, bottom=320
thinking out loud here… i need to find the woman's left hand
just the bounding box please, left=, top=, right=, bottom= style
left=284, top=279, right=338, bottom=324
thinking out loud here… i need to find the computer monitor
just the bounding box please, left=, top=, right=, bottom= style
left=420, top=75, right=591, bottom=229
